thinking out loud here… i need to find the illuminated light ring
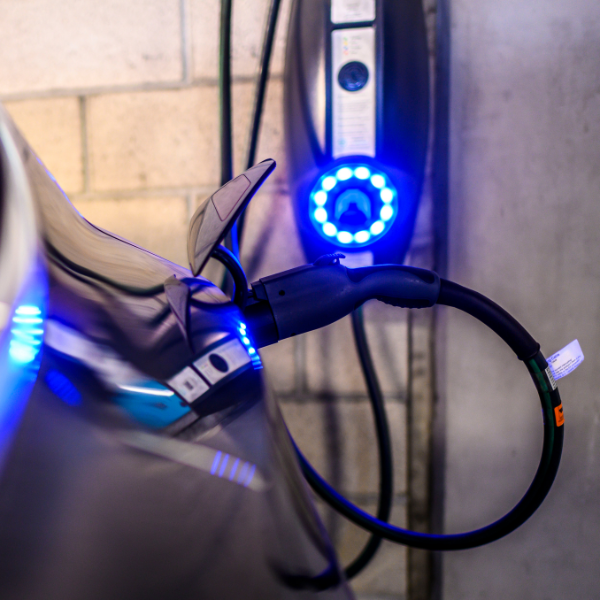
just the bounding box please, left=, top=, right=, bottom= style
left=309, top=164, right=399, bottom=248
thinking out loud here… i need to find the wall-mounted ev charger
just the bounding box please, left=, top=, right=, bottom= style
left=284, top=0, right=430, bottom=265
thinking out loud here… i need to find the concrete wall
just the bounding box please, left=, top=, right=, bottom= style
left=0, top=2, right=440, bottom=598
left=443, top=0, right=600, bottom=597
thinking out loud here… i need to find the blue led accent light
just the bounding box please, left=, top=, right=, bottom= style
left=9, top=305, right=44, bottom=365
left=322, top=176, right=337, bottom=191
left=354, top=230, right=371, bottom=244
left=336, top=167, right=353, bottom=180
left=370, top=220, right=385, bottom=235
left=354, top=166, right=371, bottom=180
left=314, top=190, right=327, bottom=206
left=238, top=321, right=262, bottom=369
left=229, top=457, right=240, bottom=480
left=380, top=205, right=394, bottom=221
left=337, top=231, right=353, bottom=244
left=211, top=451, right=222, bottom=475
left=323, top=222, right=337, bottom=237
left=46, top=370, right=82, bottom=406
left=210, top=450, right=257, bottom=488
left=370, top=174, right=385, bottom=189
left=218, top=454, right=230, bottom=477
left=309, top=163, right=399, bottom=247
left=314, top=208, right=327, bottom=223
left=380, top=188, right=394, bottom=203
left=0, top=261, right=48, bottom=475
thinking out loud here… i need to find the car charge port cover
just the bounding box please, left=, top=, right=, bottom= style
left=187, top=159, right=276, bottom=276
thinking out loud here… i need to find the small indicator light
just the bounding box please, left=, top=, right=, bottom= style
left=370, top=220, right=385, bottom=235
left=314, top=208, right=328, bottom=223
left=336, top=231, right=353, bottom=244
left=323, top=223, right=337, bottom=237
left=322, top=176, right=337, bottom=191
left=354, top=166, right=370, bottom=180
left=380, top=188, right=394, bottom=203
left=370, top=174, right=385, bottom=189
left=15, top=306, right=42, bottom=316
left=314, top=190, right=327, bottom=206
left=380, top=205, right=394, bottom=221
left=354, top=230, right=371, bottom=243
left=336, top=167, right=353, bottom=180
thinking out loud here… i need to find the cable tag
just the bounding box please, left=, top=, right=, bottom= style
left=547, top=339, right=584, bottom=381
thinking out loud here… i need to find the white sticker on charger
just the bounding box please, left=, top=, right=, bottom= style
left=194, top=339, right=251, bottom=385
left=168, top=367, right=209, bottom=403
left=341, top=251, right=374, bottom=268
left=332, top=27, right=376, bottom=158
left=331, top=0, right=375, bottom=24
left=547, top=339, right=584, bottom=381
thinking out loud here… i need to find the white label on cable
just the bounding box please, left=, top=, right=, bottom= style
left=168, top=367, right=210, bottom=403
left=547, top=339, right=584, bottom=381
left=544, top=367, right=558, bottom=391
left=331, top=0, right=375, bottom=24
left=332, top=27, right=376, bottom=158
left=194, top=339, right=251, bottom=385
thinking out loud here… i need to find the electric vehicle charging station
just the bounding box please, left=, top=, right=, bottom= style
left=0, top=1, right=589, bottom=598
left=285, top=0, right=429, bottom=264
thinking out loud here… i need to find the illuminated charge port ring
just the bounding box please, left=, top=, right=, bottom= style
left=309, top=164, right=398, bottom=248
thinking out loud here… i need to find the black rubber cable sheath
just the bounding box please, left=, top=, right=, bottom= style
left=294, top=278, right=564, bottom=551
left=219, top=0, right=233, bottom=188
left=219, top=0, right=240, bottom=261
left=343, top=307, right=394, bottom=579
left=236, top=0, right=282, bottom=250
left=437, top=279, right=539, bottom=360
left=211, top=245, right=249, bottom=309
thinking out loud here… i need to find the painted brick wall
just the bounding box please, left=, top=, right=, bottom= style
left=1, top=1, right=438, bottom=598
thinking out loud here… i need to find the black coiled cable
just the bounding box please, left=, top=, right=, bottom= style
left=295, top=278, right=564, bottom=551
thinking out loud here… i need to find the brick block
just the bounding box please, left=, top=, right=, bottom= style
left=0, top=0, right=182, bottom=96
left=5, top=97, right=83, bottom=194
left=190, top=0, right=291, bottom=80
left=305, top=310, right=408, bottom=397
left=279, top=399, right=407, bottom=496
left=238, top=188, right=306, bottom=281
left=229, top=79, right=286, bottom=185
left=259, top=337, right=296, bottom=394
left=254, top=79, right=287, bottom=184
left=87, top=87, right=219, bottom=191
left=71, top=196, right=189, bottom=267
left=314, top=499, right=407, bottom=598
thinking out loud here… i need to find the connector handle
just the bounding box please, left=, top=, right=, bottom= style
left=248, top=263, right=439, bottom=344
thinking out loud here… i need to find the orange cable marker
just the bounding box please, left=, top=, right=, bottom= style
left=554, top=404, right=565, bottom=427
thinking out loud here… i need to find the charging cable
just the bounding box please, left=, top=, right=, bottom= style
left=243, top=258, right=564, bottom=550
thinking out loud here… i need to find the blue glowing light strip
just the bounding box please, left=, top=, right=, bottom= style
left=211, top=450, right=257, bottom=488
left=238, top=321, right=263, bottom=369
left=9, top=304, right=45, bottom=365
left=116, top=431, right=264, bottom=492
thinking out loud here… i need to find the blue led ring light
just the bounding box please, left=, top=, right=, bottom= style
left=309, top=164, right=398, bottom=248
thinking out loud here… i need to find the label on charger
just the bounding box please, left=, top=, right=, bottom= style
left=341, top=251, right=374, bottom=268
left=332, top=27, right=376, bottom=158
left=331, top=0, right=375, bottom=24
left=547, top=339, right=584, bottom=381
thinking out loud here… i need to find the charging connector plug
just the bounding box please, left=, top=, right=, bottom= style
left=243, top=255, right=440, bottom=348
